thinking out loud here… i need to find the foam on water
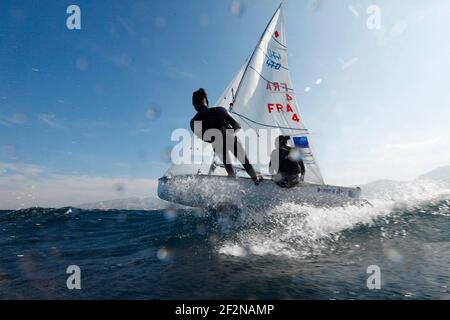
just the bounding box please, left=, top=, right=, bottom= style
left=218, top=179, right=450, bottom=258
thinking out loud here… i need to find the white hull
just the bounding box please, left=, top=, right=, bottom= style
left=158, top=175, right=363, bottom=210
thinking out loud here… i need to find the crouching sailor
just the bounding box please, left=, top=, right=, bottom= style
left=269, top=135, right=305, bottom=188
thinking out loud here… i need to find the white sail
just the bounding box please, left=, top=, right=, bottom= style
left=214, top=61, right=247, bottom=109
left=229, top=5, right=324, bottom=184
left=166, top=4, right=324, bottom=184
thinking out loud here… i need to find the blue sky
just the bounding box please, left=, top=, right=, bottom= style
left=1, top=0, right=450, bottom=208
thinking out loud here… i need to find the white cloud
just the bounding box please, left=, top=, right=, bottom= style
left=39, top=113, right=63, bottom=129
left=161, top=58, right=196, bottom=80
left=323, top=135, right=450, bottom=186
left=340, top=57, right=358, bottom=70
left=0, top=119, right=12, bottom=127
left=0, top=162, right=158, bottom=209
left=0, top=162, right=43, bottom=176
left=385, top=136, right=443, bottom=150
left=0, top=112, right=28, bottom=126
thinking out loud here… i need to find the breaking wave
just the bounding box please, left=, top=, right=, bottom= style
left=218, top=179, right=450, bottom=258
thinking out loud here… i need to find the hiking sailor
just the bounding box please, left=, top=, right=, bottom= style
left=190, top=88, right=262, bottom=185
left=269, top=135, right=305, bottom=188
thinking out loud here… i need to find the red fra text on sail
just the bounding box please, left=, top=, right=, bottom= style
left=267, top=103, right=299, bottom=122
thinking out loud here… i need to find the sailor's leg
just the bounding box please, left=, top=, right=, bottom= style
left=232, top=136, right=257, bottom=181
left=213, top=140, right=235, bottom=177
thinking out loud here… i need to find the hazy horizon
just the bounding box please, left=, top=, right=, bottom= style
left=2, top=0, right=450, bottom=209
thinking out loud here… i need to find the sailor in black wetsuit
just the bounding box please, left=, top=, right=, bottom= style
left=190, top=88, right=262, bottom=185
left=269, top=135, right=305, bottom=188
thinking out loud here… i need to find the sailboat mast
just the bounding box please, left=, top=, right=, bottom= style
left=232, top=3, right=283, bottom=105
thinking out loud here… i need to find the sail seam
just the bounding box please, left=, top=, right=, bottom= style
left=271, top=34, right=287, bottom=48
left=231, top=111, right=309, bottom=132
left=248, top=66, right=295, bottom=92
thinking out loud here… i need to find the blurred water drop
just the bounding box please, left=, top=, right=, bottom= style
left=155, top=16, right=166, bottom=28
left=114, top=183, right=126, bottom=194
left=163, top=208, right=177, bottom=221
left=76, top=58, right=89, bottom=71
left=390, top=21, right=408, bottom=37
left=117, top=212, right=128, bottom=223
left=2, top=144, right=16, bottom=158
left=308, top=0, right=322, bottom=12
left=196, top=223, right=206, bottom=235
left=192, top=207, right=205, bottom=218
left=384, top=246, right=403, bottom=263
left=11, top=112, right=28, bottom=124
left=304, top=87, right=311, bottom=93
left=93, top=84, right=105, bottom=94
left=136, top=149, right=147, bottom=161
left=315, top=78, right=323, bottom=85
left=146, top=104, right=161, bottom=120
left=208, top=234, right=219, bottom=244
left=230, top=1, right=244, bottom=17
left=218, top=217, right=232, bottom=233
left=161, top=147, right=172, bottom=163
left=288, top=148, right=302, bottom=162
left=273, top=173, right=283, bottom=183
left=156, top=247, right=173, bottom=262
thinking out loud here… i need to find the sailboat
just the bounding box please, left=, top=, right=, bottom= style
left=158, top=4, right=363, bottom=209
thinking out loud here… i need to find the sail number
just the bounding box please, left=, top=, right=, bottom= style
left=266, top=59, right=281, bottom=70
left=267, top=103, right=300, bottom=122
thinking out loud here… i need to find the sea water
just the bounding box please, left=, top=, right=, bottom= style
left=0, top=179, right=449, bottom=299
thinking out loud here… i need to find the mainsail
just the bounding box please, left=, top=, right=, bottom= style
left=166, top=4, right=324, bottom=184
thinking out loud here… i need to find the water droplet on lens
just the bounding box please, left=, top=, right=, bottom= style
left=76, top=58, right=89, bottom=71
left=114, top=183, right=126, bottom=194
left=163, top=208, right=177, bottom=221
left=156, top=247, right=173, bottom=262
left=196, top=223, right=206, bottom=235
left=288, top=148, right=302, bottom=162
left=161, top=147, right=172, bottom=163
left=146, top=104, right=161, bottom=120
left=155, top=16, right=166, bottom=28
left=230, top=1, right=244, bottom=17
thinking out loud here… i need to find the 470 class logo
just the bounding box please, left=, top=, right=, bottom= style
left=266, top=49, right=282, bottom=70
left=266, top=59, right=281, bottom=70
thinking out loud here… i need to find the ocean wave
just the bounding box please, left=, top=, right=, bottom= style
left=218, top=179, right=450, bottom=259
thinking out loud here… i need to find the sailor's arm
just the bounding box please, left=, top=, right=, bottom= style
left=217, top=107, right=241, bottom=131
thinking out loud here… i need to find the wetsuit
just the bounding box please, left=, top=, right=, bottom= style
left=190, top=107, right=258, bottom=180
left=269, top=145, right=305, bottom=188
